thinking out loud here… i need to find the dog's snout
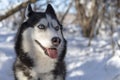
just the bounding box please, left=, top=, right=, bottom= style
left=51, top=37, right=61, bottom=46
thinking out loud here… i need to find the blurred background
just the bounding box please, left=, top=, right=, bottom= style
left=0, top=0, right=120, bottom=80
left=0, top=0, right=119, bottom=38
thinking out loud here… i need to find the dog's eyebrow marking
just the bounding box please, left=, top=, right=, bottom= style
left=46, top=14, right=59, bottom=29
left=52, top=19, right=58, bottom=26
left=39, top=18, right=48, bottom=27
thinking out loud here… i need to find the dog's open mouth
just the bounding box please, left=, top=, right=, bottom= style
left=35, top=40, right=58, bottom=59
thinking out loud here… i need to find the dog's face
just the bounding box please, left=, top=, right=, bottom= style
left=22, top=4, right=65, bottom=59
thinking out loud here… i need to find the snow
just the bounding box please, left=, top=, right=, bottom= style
left=0, top=25, right=120, bottom=80
left=0, top=42, right=15, bottom=80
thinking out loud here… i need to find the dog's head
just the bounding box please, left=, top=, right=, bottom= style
left=21, top=4, right=66, bottom=59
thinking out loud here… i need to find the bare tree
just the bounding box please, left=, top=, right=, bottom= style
left=75, top=0, right=98, bottom=37
left=74, top=0, right=119, bottom=49
left=60, top=1, right=73, bottom=24
left=0, top=0, right=37, bottom=21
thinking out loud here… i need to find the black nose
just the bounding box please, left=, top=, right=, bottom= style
left=51, top=37, right=61, bottom=46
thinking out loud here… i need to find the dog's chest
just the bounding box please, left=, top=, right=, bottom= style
left=33, top=56, right=57, bottom=73
left=29, top=57, right=60, bottom=80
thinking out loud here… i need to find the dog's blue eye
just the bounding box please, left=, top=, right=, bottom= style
left=38, top=24, right=46, bottom=30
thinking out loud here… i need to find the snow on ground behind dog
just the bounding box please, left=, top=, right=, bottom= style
left=0, top=25, right=120, bottom=80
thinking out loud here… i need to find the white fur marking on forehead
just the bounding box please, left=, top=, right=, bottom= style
left=46, top=14, right=58, bottom=27
left=46, top=14, right=52, bottom=23
left=39, top=18, right=48, bottom=26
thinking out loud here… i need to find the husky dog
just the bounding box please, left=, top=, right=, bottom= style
left=13, top=4, right=67, bottom=80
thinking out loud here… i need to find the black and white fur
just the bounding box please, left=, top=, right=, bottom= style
left=13, top=4, right=67, bottom=80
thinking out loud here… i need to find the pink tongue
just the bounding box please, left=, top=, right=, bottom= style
left=47, top=48, right=58, bottom=59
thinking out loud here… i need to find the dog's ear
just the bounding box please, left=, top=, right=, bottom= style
left=46, top=4, right=57, bottom=18
left=25, top=4, right=33, bottom=18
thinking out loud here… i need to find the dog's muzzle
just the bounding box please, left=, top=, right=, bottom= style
left=35, top=40, right=58, bottom=59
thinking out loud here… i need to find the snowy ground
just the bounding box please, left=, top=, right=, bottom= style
left=0, top=25, right=120, bottom=80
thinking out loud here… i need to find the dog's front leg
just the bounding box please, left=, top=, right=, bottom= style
left=15, top=70, right=29, bottom=80
left=15, top=69, right=39, bottom=80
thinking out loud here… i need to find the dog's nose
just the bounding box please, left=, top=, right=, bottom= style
left=51, top=37, right=61, bottom=46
